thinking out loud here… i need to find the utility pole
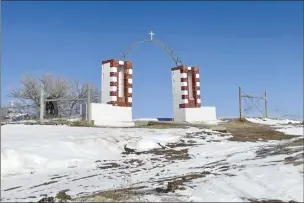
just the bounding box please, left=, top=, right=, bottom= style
left=265, top=90, right=268, bottom=118
left=40, top=84, right=44, bottom=122
left=239, top=86, right=243, bottom=120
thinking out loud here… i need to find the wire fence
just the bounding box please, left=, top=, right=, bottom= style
left=239, top=86, right=268, bottom=119
left=1, top=102, right=87, bottom=123
left=40, top=84, right=91, bottom=122
left=1, top=84, right=91, bottom=123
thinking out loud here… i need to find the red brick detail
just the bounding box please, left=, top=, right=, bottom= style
left=179, top=103, right=199, bottom=108
left=106, top=60, right=133, bottom=107
left=178, top=66, right=201, bottom=109
left=124, top=74, right=132, bottom=79
left=110, top=82, right=118, bottom=86
left=171, top=65, right=184, bottom=71
left=102, top=59, right=113, bottom=64
left=117, top=97, right=125, bottom=102
left=179, top=104, right=186, bottom=108
left=192, top=67, right=199, bottom=73
left=181, top=78, right=188, bottom=82
left=114, top=101, right=124, bottom=106
left=183, top=94, right=199, bottom=100
left=110, top=72, right=117, bottom=77
left=188, top=98, right=195, bottom=106
left=102, top=59, right=119, bottom=67
left=113, top=101, right=132, bottom=107
left=191, top=69, right=197, bottom=106
left=116, top=69, right=120, bottom=102
left=112, top=60, right=133, bottom=107
left=110, top=91, right=117, bottom=96
left=181, top=86, right=188, bottom=91
left=124, top=61, right=132, bottom=69
left=180, top=67, right=188, bottom=73
left=182, top=95, right=189, bottom=99
left=111, top=60, right=119, bottom=67
left=124, top=78, right=128, bottom=103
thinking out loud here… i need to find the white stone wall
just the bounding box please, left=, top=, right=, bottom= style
left=173, top=106, right=216, bottom=122
left=184, top=106, right=217, bottom=122
left=90, top=103, right=132, bottom=125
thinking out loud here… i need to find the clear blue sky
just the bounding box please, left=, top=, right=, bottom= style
left=2, top=1, right=303, bottom=119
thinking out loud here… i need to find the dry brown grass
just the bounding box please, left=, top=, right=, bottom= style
left=219, top=119, right=294, bottom=142
left=24, top=119, right=95, bottom=127
left=77, top=186, right=145, bottom=202
left=136, top=123, right=187, bottom=129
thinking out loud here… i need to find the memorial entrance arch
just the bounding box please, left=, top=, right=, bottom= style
left=92, top=32, right=216, bottom=124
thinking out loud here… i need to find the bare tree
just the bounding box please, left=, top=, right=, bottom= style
left=9, top=75, right=41, bottom=108
left=9, top=74, right=100, bottom=118
left=68, top=80, right=100, bottom=115
left=9, top=74, right=70, bottom=114
left=39, top=74, right=70, bottom=99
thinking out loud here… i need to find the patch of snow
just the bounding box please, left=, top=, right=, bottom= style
left=1, top=122, right=303, bottom=202
left=126, top=134, right=181, bottom=152
left=180, top=163, right=303, bottom=202
left=94, top=121, right=135, bottom=127
left=277, top=126, right=303, bottom=136
left=247, top=118, right=303, bottom=137
left=247, top=117, right=302, bottom=125
left=0, top=125, right=195, bottom=178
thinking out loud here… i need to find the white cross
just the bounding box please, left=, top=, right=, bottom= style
left=149, top=31, right=155, bottom=41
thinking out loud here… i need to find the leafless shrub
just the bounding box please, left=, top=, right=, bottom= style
left=8, top=74, right=100, bottom=118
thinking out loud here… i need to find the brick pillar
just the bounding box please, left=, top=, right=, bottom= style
left=101, top=59, right=133, bottom=107
left=171, top=65, right=201, bottom=110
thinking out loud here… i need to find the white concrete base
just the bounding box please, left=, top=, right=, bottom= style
left=173, top=106, right=217, bottom=122
left=90, top=103, right=132, bottom=126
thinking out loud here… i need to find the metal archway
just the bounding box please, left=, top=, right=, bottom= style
left=119, top=32, right=184, bottom=66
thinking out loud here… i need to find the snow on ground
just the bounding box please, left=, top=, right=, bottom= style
left=246, top=117, right=302, bottom=125
left=247, top=117, right=303, bottom=136
left=1, top=125, right=186, bottom=178
left=1, top=118, right=303, bottom=202
left=94, top=121, right=135, bottom=127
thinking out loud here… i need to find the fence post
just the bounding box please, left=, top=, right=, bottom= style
left=40, top=84, right=44, bottom=122
left=265, top=90, right=268, bottom=118
left=87, top=84, right=91, bottom=122
left=239, top=86, right=243, bottom=120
